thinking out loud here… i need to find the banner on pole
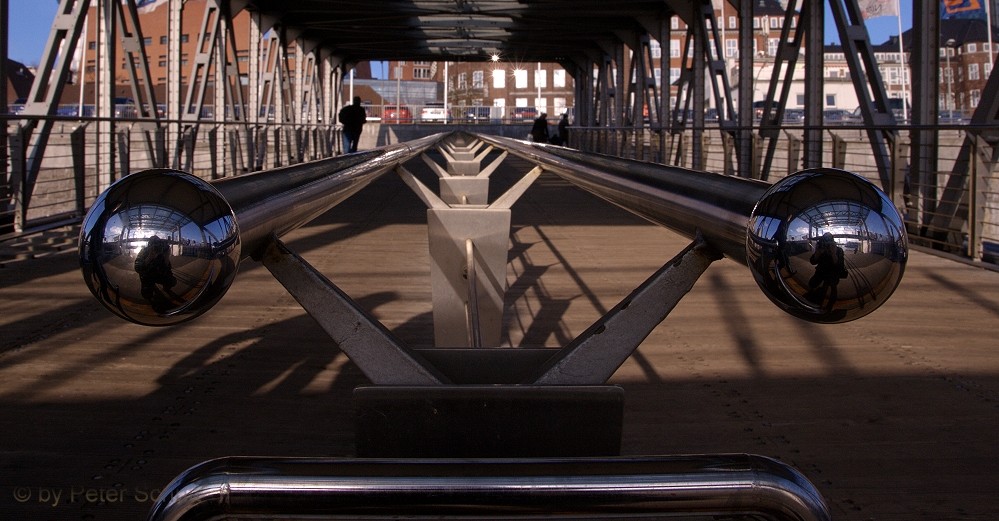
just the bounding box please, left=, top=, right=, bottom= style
left=941, top=0, right=987, bottom=19
left=858, top=0, right=900, bottom=20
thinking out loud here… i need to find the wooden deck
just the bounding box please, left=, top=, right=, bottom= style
left=1, top=155, right=998, bottom=520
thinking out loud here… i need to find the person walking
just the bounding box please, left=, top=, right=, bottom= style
left=338, top=96, right=367, bottom=153
left=530, top=112, right=549, bottom=143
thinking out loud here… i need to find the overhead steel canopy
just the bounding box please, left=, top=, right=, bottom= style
left=243, top=0, right=692, bottom=64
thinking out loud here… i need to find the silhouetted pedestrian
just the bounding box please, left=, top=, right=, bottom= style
left=530, top=112, right=549, bottom=143
left=338, top=96, right=367, bottom=153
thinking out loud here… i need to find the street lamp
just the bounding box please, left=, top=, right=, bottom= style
left=945, top=38, right=956, bottom=120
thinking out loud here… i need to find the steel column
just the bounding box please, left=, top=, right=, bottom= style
left=827, top=0, right=897, bottom=192
left=911, top=1, right=940, bottom=233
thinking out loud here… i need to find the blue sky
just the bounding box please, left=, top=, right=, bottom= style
left=7, top=1, right=913, bottom=67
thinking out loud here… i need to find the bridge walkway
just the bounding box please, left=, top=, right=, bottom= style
left=0, top=154, right=997, bottom=520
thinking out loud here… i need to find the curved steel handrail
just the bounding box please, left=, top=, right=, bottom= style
left=148, top=454, right=831, bottom=521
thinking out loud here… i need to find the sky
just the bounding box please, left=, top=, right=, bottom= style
left=6, top=1, right=914, bottom=68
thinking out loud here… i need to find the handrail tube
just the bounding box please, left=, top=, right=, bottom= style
left=217, top=133, right=446, bottom=259
left=79, top=133, right=447, bottom=326
left=470, top=132, right=907, bottom=324
left=473, top=133, right=766, bottom=264
left=148, top=455, right=831, bottom=521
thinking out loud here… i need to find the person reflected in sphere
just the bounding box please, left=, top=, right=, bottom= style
left=807, top=232, right=847, bottom=311
left=134, top=235, right=177, bottom=311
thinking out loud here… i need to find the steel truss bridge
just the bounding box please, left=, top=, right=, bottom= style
left=0, top=1, right=996, bottom=519
left=1, top=0, right=998, bottom=261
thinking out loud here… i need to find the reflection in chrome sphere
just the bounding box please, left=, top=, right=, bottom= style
left=747, top=168, right=907, bottom=323
left=79, top=169, right=240, bottom=326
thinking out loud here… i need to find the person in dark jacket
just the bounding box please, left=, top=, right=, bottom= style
left=338, top=96, right=367, bottom=153
left=807, top=232, right=847, bottom=310
left=530, top=113, right=549, bottom=143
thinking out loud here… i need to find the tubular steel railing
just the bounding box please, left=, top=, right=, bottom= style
left=146, top=455, right=832, bottom=521
left=4, top=114, right=998, bottom=265
left=570, top=124, right=999, bottom=264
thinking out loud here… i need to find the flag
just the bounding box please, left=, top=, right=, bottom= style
left=137, top=0, right=169, bottom=14
left=941, top=0, right=987, bottom=19
left=858, top=0, right=899, bottom=20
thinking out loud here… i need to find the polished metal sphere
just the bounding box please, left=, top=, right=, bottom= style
left=79, top=169, right=240, bottom=326
left=746, top=168, right=907, bottom=323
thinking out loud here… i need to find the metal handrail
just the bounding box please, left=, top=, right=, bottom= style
left=147, top=454, right=832, bottom=521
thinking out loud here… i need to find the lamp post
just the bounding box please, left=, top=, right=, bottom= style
left=395, top=65, right=402, bottom=123
left=945, top=38, right=956, bottom=120
left=536, top=62, right=542, bottom=114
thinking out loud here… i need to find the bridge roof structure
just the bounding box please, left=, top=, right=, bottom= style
left=243, top=0, right=686, bottom=64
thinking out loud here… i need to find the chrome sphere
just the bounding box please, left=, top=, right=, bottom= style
left=79, top=169, right=240, bottom=326
left=747, top=168, right=907, bottom=323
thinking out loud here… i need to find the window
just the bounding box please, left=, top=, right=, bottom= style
left=888, top=67, right=899, bottom=85
left=472, top=70, right=484, bottom=88
left=969, top=62, right=980, bottom=81
left=514, top=69, right=527, bottom=88
left=554, top=97, right=567, bottom=113
left=650, top=40, right=661, bottom=59
left=729, top=16, right=736, bottom=29
left=671, top=17, right=679, bottom=30
left=770, top=17, right=780, bottom=29
left=971, top=89, right=982, bottom=106
left=143, top=37, right=152, bottom=46
left=535, top=98, right=547, bottom=112
left=726, top=39, right=737, bottom=58
left=414, top=67, right=432, bottom=79
left=493, top=98, right=505, bottom=107
left=669, top=68, right=681, bottom=84
left=160, top=36, right=167, bottom=45
left=670, top=39, right=681, bottom=58
left=968, top=43, right=977, bottom=53
left=767, top=38, right=779, bottom=56
left=180, top=34, right=189, bottom=43
left=515, top=97, right=529, bottom=107
left=826, top=94, right=836, bottom=106
left=458, top=72, right=467, bottom=88
left=493, top=69, right=505, bottom=88
left=535, top=68, right=547, bottom=88
left=553, top=69, right=566, bottom=88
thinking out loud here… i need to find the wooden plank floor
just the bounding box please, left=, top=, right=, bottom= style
left=1, top=154, right=998, bottom=520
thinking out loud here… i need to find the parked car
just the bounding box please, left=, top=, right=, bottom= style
left=510, top=106, right=538, bottom=120
left=8, top=97, right=27, bottom=114
left=823, top=109, right=854, bottom=124
left=783, top=108, right=804, bottom=123
left=464, top=106, right=495, bottom=122
left=420, top=102, right=447, bottom=123
left=383, top=105, right=412, bottom=123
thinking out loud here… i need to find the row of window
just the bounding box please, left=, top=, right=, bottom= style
left=668, top=14, right=793, bottom=31
left=88, top=34, right=190, bottom=49
left=450, top=69, right=568, bottom=90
